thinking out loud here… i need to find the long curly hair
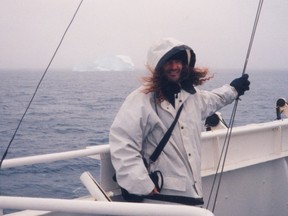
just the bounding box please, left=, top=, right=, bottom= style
left=142, top=66, right=212, bottom=102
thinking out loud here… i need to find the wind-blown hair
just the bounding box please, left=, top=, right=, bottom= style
left=142, top=66, right=212, bottom=102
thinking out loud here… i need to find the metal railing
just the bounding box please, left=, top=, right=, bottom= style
left=1, top=145, right=110, bottom=169
left=0, top=196, right=214, bottom=216
left=0, top=144, right=214, bottom=216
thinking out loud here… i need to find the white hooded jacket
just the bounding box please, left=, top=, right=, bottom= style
left=109, top=38, right=237, bottom=198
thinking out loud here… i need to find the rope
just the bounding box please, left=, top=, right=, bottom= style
left=206, top=0, right=264, bottom=212
left=0, top=0, right=84, bottom=169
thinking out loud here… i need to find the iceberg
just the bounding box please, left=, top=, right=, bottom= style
left=73, top=55, right=135, bottom=72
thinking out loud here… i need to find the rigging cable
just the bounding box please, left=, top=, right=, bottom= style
left=0, top=0, right=84, bottom=168
left=206, top=0, right=264, bottom=212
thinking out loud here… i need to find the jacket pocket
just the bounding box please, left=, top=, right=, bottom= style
left=163, top=176, right=186, bottom=191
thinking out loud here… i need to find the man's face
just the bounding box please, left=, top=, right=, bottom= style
left=162, top=59, right=183, bottom=82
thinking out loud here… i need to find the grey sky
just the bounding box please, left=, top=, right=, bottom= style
left=0, top=0, right=288, bottom=72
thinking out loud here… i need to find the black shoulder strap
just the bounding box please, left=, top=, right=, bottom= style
left=149, top=103, right=184, bottom=163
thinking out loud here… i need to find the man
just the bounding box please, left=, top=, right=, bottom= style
left=109, top=37, right=250, bottom=205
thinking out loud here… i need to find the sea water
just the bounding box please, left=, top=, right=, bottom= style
left=0, top=69, right=287, bottom=202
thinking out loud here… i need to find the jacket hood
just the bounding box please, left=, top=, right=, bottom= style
left=146, top=37, right=196, bottom=72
